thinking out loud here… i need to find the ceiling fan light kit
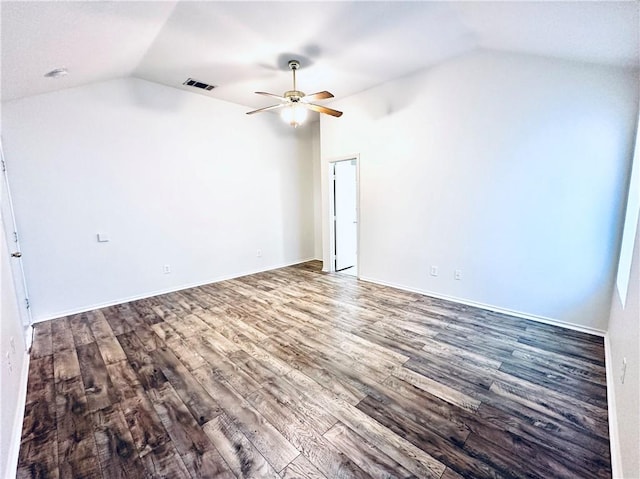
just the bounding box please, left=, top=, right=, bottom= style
left=247, top=59, right=343, bottom=128
left=281, top=104, right=308, bottom=128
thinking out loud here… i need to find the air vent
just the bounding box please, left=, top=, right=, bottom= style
left=183, top=78, right=215, bottom=91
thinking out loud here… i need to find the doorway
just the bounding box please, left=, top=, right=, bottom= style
left=332, top=158, right=358, bottom=276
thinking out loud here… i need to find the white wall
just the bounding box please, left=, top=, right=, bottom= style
left=321, top=50, right=638, bottom=331
left=1, top=199, right=29, bottom=477
left=311, top=120, right=323, bottom=259
left=608, top=216, right=640, bottom=478
left=2, top=78, right=315, bottom=320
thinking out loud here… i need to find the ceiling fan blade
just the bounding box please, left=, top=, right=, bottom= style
left=255, top=91, right=286, bottom=101
left=246, top=103, right=287, bottom=115
left=305, top=103, right=343, bottom=118
left=303, top=91, right=334, bottom=101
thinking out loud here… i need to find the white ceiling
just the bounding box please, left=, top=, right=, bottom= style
left=2, top=1, right=638, bottom=108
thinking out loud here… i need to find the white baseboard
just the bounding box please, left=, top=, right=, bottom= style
left=5, top=351, right=29, bottom=479
left=358, top=275, right=607, bottom=337
left=32, top=257, right=317, bottom=324
left=24, top=325, right=33, bottom=352
left=604, top=333, right=623, bottom=478
left=36, top=265, right=607, bottom=336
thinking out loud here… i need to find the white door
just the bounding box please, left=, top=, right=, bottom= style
left=1, top=140, right=32, bottom=338
left=334, top=159, right=357, bottom=271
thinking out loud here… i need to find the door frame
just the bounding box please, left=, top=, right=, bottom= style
left=327, top=155, right=360, bottom=276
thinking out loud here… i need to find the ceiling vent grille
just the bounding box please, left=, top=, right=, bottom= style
left=183, top=78, right=215, bottom=91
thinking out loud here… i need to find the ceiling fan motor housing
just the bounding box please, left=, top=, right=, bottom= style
left=284, top=90, right=305, bottom=102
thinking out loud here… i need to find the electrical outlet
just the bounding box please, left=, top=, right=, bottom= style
left=621, top=357, right=627, bottom=384
left=430, top=266, right=438, bottom=277
left=454, top=269, right=462, bottom=280
left=256, top=249, right=262, bottom=257
left=163, top=264, right=171, bottom=274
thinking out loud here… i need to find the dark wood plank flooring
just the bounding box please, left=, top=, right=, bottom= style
left=18, top=261, right=611, bottom=478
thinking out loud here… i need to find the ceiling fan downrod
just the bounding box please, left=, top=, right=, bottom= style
left=289, top=60, right=300, bottom=92
left=287, top=60, right=303, bottom=101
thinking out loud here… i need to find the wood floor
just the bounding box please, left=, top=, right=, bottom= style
left=18, top=261, right=611, bottom=479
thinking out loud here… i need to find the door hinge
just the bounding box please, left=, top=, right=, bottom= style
left=13, top=231, right=18, bottom=243
left=1, top=159, right=5, bottom=172
left=25, top=298, right=30, bottom=309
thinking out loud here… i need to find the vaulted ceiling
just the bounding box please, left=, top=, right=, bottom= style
left=2, top=1, right=638, bottom=109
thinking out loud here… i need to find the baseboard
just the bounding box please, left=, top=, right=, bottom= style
left=24, top=325, right=33, bottom=352
left=36, top=265, right=607, bottom=335
left=604, top=333, right=624, bottom=478
left=32, top=257, right=317, bottom=323
left=5, top=351, right=29, bottom=479
left=358, top=275, right=607, bottom=337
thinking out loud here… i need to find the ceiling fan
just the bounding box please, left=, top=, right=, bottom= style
left=246, top=60, right=343, bottom=127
